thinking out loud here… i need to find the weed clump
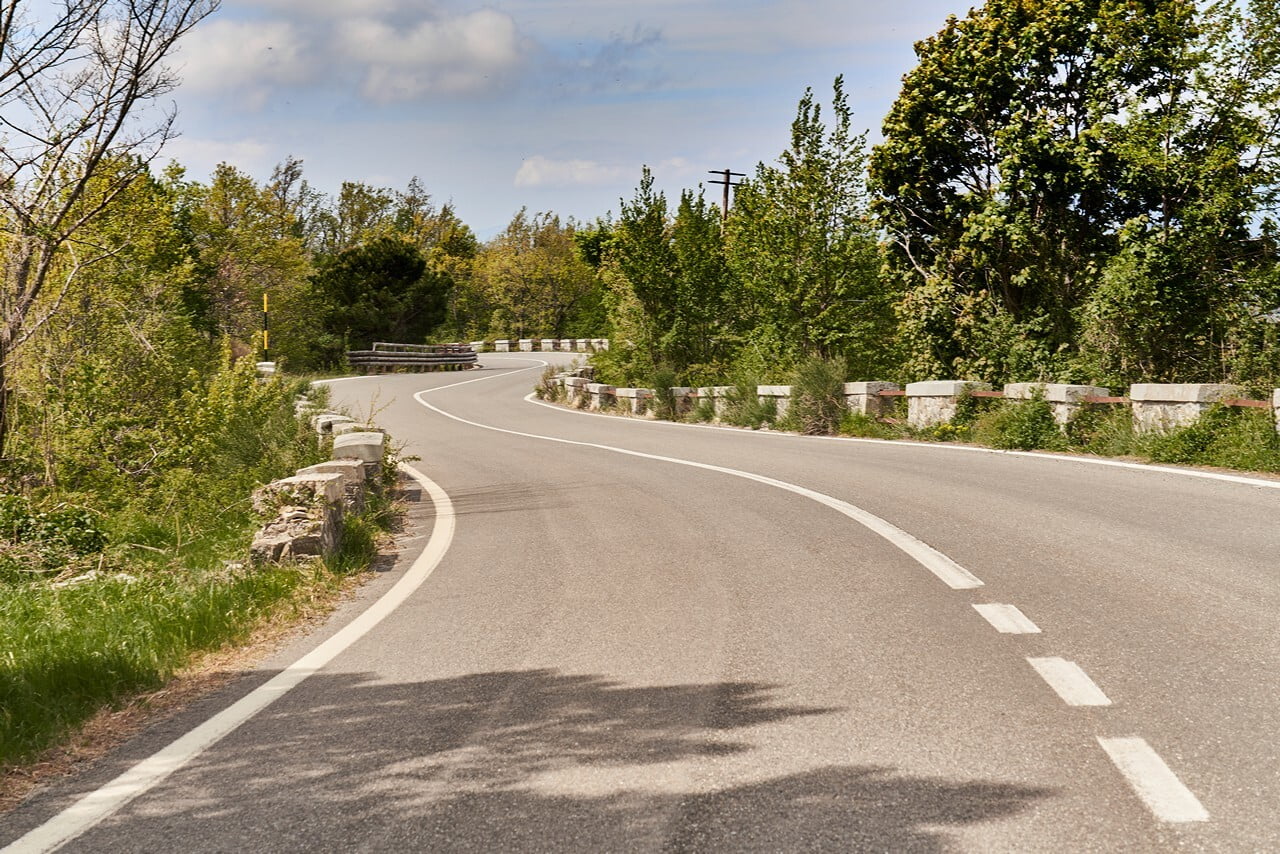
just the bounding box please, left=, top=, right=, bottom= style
left=973, top=391, right=1067, bottom=451
left=788, top=357, right=846, bottom=435
left=722, top=376, right=775, bottom=428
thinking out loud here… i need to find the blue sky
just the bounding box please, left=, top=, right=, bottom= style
left=165, top=0, right=970, bottom=238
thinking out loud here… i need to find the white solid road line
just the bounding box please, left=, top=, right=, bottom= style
left=1098, top=737, right=1210, bottom=823
left=1027, top=657, right=1112, bottom=706
left=413, top=376, right=984, bottom=591
left=2, top=463, right=456, bottom=854
left=972, top=603, right=1041, bottom=634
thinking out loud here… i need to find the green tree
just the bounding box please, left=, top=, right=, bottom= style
left=871, top=0, right=1200, bottom=381
left=16, top=163, right=211, bottom=491
left=728, top=77, right=892, bottom=377
left=312, top=182, right=396, bottom=256
left=668, top=189, right=735, bottom=378
left=1077, top=0, right=1280, bottom=384
left=389, top=178, right=480, bottom=340
left=598, top=171, right=739, bottom=383
left=0, top=0, right=219, bottom=454
left=311, top=236, right=449, bottom=354
left=471, top=210, right=600, bottom=339
left=183, top=163, right=316, bottom=366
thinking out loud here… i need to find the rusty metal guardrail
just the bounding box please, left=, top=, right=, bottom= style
left=346, top=342, right=477, bottom=373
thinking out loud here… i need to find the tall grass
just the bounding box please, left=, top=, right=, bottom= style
left=0, top=362, right=397, bottom=768
left=0, top=568, right=308, bottom=763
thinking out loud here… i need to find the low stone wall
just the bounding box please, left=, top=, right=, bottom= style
left=906, top=381, right=992, bottom=428
left=587, top=383, right=616, bottom=410
left=757, top=385, right=792, bottom=417
left=547, top=375, right=1280, bottom=434
left=461, top=337, right=610, bottom=353
left=251, top=404, right=388, bottom=565
left=564, top=376, right=588, bottom=406
left=844, top=382, right=900, bottom=417
left=1003, top=383, right=1112, bottom=426
left=615, top=387, right=653, bottom=415
left=698, top=386, right=735, bottom=418
left=1129, top=384, right=1242, bottom=432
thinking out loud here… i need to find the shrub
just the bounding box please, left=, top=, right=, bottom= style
left=788, top=357, right=846, bottom=435
left=839, top=411, right=897, bottom=438
left=721, top=376, right=775, bottom=429
left=0, top=497, right=108, bottom=584
left=649, top=366, right=679, bottom=420
left=973, top=392, right=1066, bottom=451
left=533, top=365, right=563, bottom=401
left=1065, top=405, right=1136, bottom=455
left=1141, top=405, right=1280, bottom=470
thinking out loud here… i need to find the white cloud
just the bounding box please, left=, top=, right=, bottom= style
left=162, top=136, right=273, bottom=177
left=249, top=0, right=399, bottom=17
left=514, top=156, right=627, bottom=188
left=176, top=18, right=312, bottom=107
left=338, top=9, right=526, bottom=101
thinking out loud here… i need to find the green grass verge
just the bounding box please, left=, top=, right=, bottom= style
left=0, top=499, right=392, bottom=767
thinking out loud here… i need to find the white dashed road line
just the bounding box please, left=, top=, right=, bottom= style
left=1098, top=737, right=1210, bottom=823
left=1028, top=657, right=1112, bottom=706
left=972, top=603, right=1041, bottom=634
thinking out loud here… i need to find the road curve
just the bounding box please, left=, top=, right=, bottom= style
left=3, top=354, right=1277, bottom=852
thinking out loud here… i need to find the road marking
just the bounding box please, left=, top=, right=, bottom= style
left=1098, top=737, right=1209, bottom=823
left=414, top=381, right=984, bottom=590
left=973, top=603, right=1041, bottom=633
left=2, top=463, right=456, bottom=854
left=1027, top=657, right=1111, bottom=706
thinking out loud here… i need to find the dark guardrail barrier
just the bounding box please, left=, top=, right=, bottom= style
left=346, top=342, right=478, bottom=373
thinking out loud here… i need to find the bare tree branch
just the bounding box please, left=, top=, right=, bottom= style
left=0, top=0, right=220, bottom=451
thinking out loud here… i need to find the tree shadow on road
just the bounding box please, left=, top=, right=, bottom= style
left=56, top=669, right=1050, bottom=852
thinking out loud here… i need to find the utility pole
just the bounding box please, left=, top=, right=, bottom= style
left=708, top=169, right=745, bottom=220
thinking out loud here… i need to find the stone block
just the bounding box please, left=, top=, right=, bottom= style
left=519, top=339, right=534, bottom=352
left=575, top=338, right=590, bottom=352
left=586, top=383, right=616, bottom=410
left=843, top=382, right=900, bottom=417
left=494, top=339, right=510, bottom=352
left=470, top=341, right=486, bottom=352
left=254, top=472, right=344, bottom=513
left=1003, top=383, right=1112, bottom=425
left=564, top=376, right=588, bottom=406
left=1274, top=389, right=1280, bottom=434
left=297, top=460, right=367, bottom=512
left=1129, top=383, right=1242, bottom=432
left=905, top=380, right=992, bottom=428
left=256, top=361, right=277, bottom=376
left=331, top=421, right=376, bottom=436
left=297, top=460, right=365, bottom=488
left=332, top=431, right=385, bottom=465
left=757, top=385, right=793, bottom=417
left=560, top=338, right=574, bottom=351
left=311, top=412, right=356, bottom=434
left=616, top=387, right=653, bottom=415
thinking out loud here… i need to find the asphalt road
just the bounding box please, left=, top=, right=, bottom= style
left=3, top=353, right=1278, bottom=852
